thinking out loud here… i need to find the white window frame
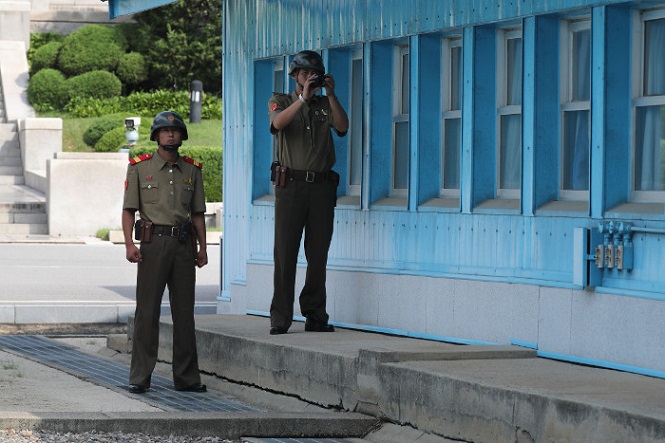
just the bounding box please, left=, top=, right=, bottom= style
left=496, top=27, right=523, bottom=199
left=631, top=7, right=665, bottom=202
left=392, top=43, right=410, bottom=197
left=441, top=36, right=462, bottom=198
left=347, top=48, right=363, bottom=197
left=559, top=18, right=591, bottom=201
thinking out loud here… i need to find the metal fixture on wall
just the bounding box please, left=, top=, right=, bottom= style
left=574, top=221, right=665, bottom=288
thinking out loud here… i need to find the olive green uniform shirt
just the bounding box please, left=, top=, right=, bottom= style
left=123, top=153, right=206, bottom=225
left=268, top=92, right=339, bottom=172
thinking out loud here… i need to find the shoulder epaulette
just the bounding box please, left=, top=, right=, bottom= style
left=182, top=156, right=203, bottom=169
left=129, top=153, right=152, bottom=165
left=272, top=92, right=289, bottom=97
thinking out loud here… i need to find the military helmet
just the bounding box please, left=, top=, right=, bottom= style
left=149, top=110, right=189, bottom=141
left=288, top=50, right=325, bottom=75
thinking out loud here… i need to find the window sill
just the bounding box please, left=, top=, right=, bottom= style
left=253, top=194, right=275, bottom=205
left=605, top=202, right=665, bottom=219
left=419, top=197, right=460, bottom=212
left=371, top=197, right=407, bottom=211
left=473, top=198, right=520, bottom=214
left=535, top=200, right=588, bottom=216
left=337, top=195, right=361, bottom=209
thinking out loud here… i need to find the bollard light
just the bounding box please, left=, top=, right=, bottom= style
left=190, top=80, right=203, bottom=123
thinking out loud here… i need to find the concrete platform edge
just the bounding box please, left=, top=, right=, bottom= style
left=149, top=314, right=665, bottom=443
left=0, top=412, right=379, bottom=439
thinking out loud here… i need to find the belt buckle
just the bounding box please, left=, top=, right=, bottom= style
left=305, top=171, right=315, bottom=183
left=170, top=226, right=178, bottom=237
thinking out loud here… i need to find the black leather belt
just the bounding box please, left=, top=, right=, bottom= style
left=153, top=225, right=180, bottom=237
left=288, top=169, right=333, bottom=183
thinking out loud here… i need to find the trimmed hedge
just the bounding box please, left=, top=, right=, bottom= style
left=27, top=68, right=67, bottom=111
left=83, top=115, right=125, bottom=147
left=57, top=24, right=127, bottom=76
left=66, top=90, right=222, bottom=119
left=62, top=71, right=122, bottom=104
left=95, top=127, right=127, bottom=153
left=128, top=145, right=222, bottom=202
left=116, top=52, right=148, bottom=86
left=30, top=41, right=61, bottom=75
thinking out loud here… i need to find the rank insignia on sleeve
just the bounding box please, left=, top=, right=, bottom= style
left=129, top=153, right=152, bottom=165
left=182, top=156, right=203, bottom=169
left=270, top=103, right=278, bottom=112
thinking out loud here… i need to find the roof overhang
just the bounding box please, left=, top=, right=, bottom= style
left=103, top=0, right=180, bottom=19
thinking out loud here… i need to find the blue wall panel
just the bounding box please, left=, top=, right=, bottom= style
left=223, top=0, right=665, bottom=302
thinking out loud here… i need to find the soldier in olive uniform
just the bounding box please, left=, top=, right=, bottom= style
left=268, top=50, right=349, bottom=335
left=122, top=110, right=208, bottom=394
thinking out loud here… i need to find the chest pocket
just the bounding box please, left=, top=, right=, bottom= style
left=180, top=184, right=193, bottom=205
left=140, top=182, right=159, bottom=204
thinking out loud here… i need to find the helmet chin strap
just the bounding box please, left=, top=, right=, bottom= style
left=161, top=142, right=182, bottom=152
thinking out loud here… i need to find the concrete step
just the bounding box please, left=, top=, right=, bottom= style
left=0, top=166, right=22, bottom=175
left=0, top=223, right=48, bottom=235
left=0, top=212, right=47, bottom=224
left=0, top=122, right=16, bottom=130
left=0, top=144, right=20, bottom=157
left=0, top=130, right=18, bottom=146
left=0, top=202, right=46, bottom=212
left=0, top=156, right=21, bottom=166
left=0, top=175, right=24, bottom=185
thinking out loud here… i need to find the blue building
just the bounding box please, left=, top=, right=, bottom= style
left=111, top=0, right=665, bottom=378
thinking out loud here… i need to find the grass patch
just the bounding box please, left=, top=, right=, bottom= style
left=96, top=228, right=111, bottom=241
left=2, top=361, right=18, bottom=370
left=38, top=112, right=222, bottom=153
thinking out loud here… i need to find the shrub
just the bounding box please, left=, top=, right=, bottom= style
left=66, top=90, right=221, bottom=119
left=28, top=32, right=64, bottom=64
left=95, top=127, right=127, bottom=152
left=128, top=145, right=223, bottom=202
left=83, top=115, right=124, bottom=147
left=116, top=52, right=148, bottom=87
left=57, top=24, right=126, bottom=76
left=61, top=71, right=122, bottom=105
left=30, top=41, right=62, bottom=75
left=27, top=68, right=67, bottom=111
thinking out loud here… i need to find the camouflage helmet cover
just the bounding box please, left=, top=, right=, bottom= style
left=149, top=110, right=189, bottom=141
left=288, top=50, right=325, bottom=75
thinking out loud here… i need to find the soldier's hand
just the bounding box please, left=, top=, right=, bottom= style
left=126, top=244, right=142, bottom=263
left=196, top=249, right=208, bottom=268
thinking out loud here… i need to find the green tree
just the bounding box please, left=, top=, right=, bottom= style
left=130, top=0, right=222, bottom=95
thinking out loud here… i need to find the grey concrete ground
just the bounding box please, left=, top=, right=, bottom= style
left=1, top=241, right=665, bottom=442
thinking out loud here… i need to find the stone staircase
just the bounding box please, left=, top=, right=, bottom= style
left=0, top=83, right=48, bottom=237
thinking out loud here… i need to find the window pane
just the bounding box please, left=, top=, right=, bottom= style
left=401, top=53, right=410, bottom=114
left=443, top=118, right=461, bottom=189
left=506, top=38, right=523, bottom=106
left=635, top=105, right=665, bottom=191
left=644, top=18, right=665, bottom=96
left=563, top=110, right=590, bottom=190
left=572, top=29, right=591, bottom=101
left=273, top=68, right=283, bottom=93
left=350, top=58, right=363, bottom=187
left=500, top=114, right=522, bottom=190
left=394, top=121, right=409, bottom=190
left=450, top=46, right=462, bottom=111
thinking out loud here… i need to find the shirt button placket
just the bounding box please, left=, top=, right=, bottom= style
left=168, top=168, right=175, bottom=209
